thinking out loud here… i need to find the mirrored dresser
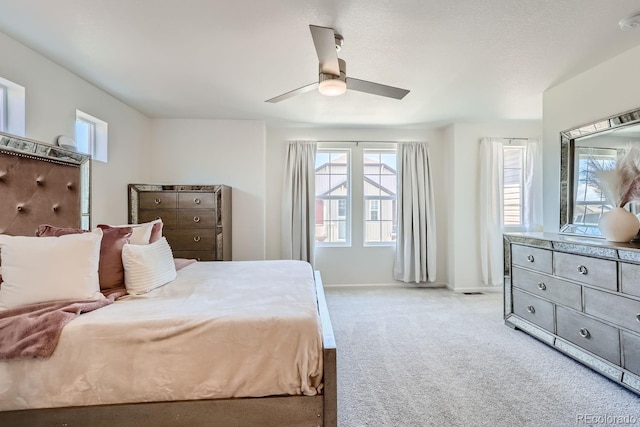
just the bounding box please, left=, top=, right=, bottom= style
left=128, top=184, right=232, bottom=261
left=504, top=232, right=640, bottom=395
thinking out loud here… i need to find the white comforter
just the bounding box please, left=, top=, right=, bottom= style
left=0, top=260, right=323, bottom=410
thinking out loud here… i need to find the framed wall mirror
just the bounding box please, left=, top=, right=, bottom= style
left=560, top=107, right=640, bottom=236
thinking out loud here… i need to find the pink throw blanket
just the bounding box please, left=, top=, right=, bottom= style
left=0, top=288, right=126, bottom=360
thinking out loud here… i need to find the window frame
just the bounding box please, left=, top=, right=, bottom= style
left=0, top=84, right=7, bottom=132
left=75, top=110, right=108, bottom=163
left=314, top=148, right=352, bottom=247
left=502, top=144, right=526, bottom=231
left=0, top=76, right=26, bottom=136
left=572, top=148, right=618, bottom=227
left=363, top=148, right=397, bottom=246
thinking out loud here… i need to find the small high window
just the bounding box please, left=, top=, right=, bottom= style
left=75, top=110, right=108, bottom=162
left=0, top=76, right=25, bottom=136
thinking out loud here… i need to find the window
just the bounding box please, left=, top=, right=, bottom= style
left=0, top=76, right=25, bottom=136
left=502, top=145, right=525, bottom=228
left=573, top=148, right=618, bottom=226
left=0, top=85, right=7, bottom=132
left=363, top=150, right=397, bottom=244
left=75, top=110, right=108, bottom=162
left=315, top=150, right=350, bottom=245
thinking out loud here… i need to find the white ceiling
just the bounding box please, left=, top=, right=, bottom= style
left=1, top=0, right=640, bottom=127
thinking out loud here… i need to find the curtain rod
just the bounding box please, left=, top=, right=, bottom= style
left=479, top=137, right=530, bottom=144
left=316, top=140, right=399, bottom=144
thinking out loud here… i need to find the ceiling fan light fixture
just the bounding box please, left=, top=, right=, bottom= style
left=318, top=78, right=347, bottom=96
left=619, top=12, right=640, bottom=30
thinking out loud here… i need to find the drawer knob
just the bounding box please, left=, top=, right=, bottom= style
left=636, top=313, right=640, bottom=322
left=154, top=198, right=161, bottom=205
left=526, top=255, right=535, bottom=262
left=537, top=282, right=547, bottom=291
left=193, top=216, right=201, bottom=223
left=579, top=328, right=590, bottom=339
left=577, top=265, right=588, bottom=275
left=194, top=236, right=201, bottom=242
left=194, top=198, right=201, bottom=205
left=526, top=305, right=535, bottom=314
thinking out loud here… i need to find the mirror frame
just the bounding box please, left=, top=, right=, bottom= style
left=0, top=131, right=92, bottom=228
left=560, top=106, right=640, bottom=233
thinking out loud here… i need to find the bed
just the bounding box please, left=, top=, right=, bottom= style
left=0, top=132, right=337, bottom=427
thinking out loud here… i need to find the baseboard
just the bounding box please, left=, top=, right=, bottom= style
left=324, top=282, right=447, bottom=289
left=448, top=285, right=503, bottom=294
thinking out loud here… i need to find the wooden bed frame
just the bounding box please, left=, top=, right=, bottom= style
left=0, top=132, right=338, bottom=427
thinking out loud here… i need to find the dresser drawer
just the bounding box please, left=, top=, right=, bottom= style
left=512, top=289, right=555, bottom=332
left=553, top=252, right=617, bottom=290
left=139, top=192, right=178, bottom=209
left=177, top=210, right=215, bottom=228
left=178, top=192, right=215, bottom=209
left=556, top=306, right=620, bottom=364
left=164, top=228, right=215, bottom=250
left=584, top=287, right=640, bottom=334
left=511, top=245, right=552, bottom=274
left=622, top=331, right=640, bottom=376
left=620, top=263, right=640, bottom=298
left=138, top=209, right=177, bottom=227
left=511, top=267, right=582, bottom=310
left=172, top=250, right=216, bottom=262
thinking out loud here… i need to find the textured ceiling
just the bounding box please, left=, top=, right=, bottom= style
left=1, top=0, right=640, bottom=127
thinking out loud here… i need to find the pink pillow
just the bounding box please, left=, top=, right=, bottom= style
left=96, top=225, right=134, bottom=289
left=37, top=224, right=133, bottom=290
left=149, top=221, right=163, bottom=243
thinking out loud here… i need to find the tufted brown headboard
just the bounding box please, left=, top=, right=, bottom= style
left=0, top=132, right=91, bottom=237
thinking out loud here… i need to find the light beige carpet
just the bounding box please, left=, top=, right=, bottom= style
left=325, top=286, right=640, bottom=427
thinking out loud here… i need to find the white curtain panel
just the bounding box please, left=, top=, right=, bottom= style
left=523, top=139, right=543, bottom=231
left=282, top=141, right=317, bottom=265
left=393, top=142, right=437, bottom=283
left=479, top=137, right=505, bottom=287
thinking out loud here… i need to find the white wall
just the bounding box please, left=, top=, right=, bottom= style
left=265, top=126, right=449, bottom=286
left=446, top=121, right=542, bottom=293
left=543, top=45, right=640, bottom=232
left=0, top=31, right=151, bottom=225
left=148, top=119, right=266, bottom=261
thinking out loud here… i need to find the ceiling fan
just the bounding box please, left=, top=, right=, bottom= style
left=265, top=25, right=410, bottom=103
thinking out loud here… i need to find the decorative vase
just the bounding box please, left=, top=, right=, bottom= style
left=598, top=207, right=640, bottom=242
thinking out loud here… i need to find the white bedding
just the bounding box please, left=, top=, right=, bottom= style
left=0, top=260, right=323, bottom=411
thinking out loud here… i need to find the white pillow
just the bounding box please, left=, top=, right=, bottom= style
left=122, top=237, right=177, bottom=295
left=116, top=219, right=162, bottom=245
left=0, top=229, right=104, bottom=310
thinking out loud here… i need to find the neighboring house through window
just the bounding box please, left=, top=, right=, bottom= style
left=75, top=110, right=108, bottom=162
left=315, top=150, right=350, bottom=245
left=315, top=145, right=397, bottom=247
left=363, top=149, right=397, bottom=244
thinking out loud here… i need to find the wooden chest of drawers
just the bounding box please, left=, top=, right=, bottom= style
left=128, top=184, right=231, bottom=261
left=504, top=232, right=640, bottom=395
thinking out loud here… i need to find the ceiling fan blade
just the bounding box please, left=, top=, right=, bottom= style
left=309, top=25, right=340, bottom=76
left=265, top=82, right=319, bottom=103
left=347, top=77, right=410, bottom=100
